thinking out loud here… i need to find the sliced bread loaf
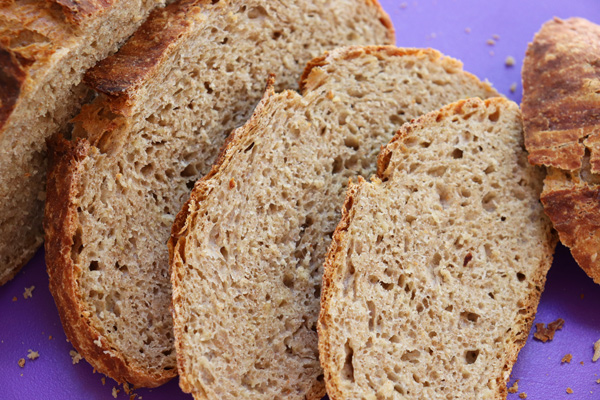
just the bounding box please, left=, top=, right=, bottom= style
left=522, top=17, right=600, bottom=284
left=44, top=1, right=394, bottom=387
left=319, top=98, right=556, bottom=400
left=169, top=46, right=497, bottom=399
left=0, top=0, right=166, bottom=285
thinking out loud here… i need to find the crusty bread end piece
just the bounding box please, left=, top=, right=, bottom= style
left=522, top=17, right=600, bottom=284
left=44, top=0, right=394, bottom=388
left=169, top=46, right=497, bottom=399
left=0, top=0, right=166, bottom=285
left=319, top=97, right=556, bottom=400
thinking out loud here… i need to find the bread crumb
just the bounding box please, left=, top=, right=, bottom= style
left=69, top=349, right=82, bottom=364
left=12, top=296, right=17, bottom=302
left=465, top=27, right=471, bottom=34
left=519, top=392, right=527, bottom=399
left=505, top=56, right=516, bottom=67
left=102, top=377, right=106, bottom=386
left=27, top=349, right=39, bottom=360
left=593, top=339, right=600, bottom=362
left=112, top=387, right=120, bottom=398
left=94, top=337, right=102, bottom=347
left=49, top=335, right=52, bottom=340
left=18, top=358, right=25, bottom=368
left=510, top=83, right=517, bottom=93
left=567, top=387, right=573, bottom=394
left=581, top=293, right=585, bottom=299
left=489, top=51, right=495, bottom=56
left=486, top=39, right=495, bottom=46
left=596, top=379, right=600, bottom=384
left=562, top=353, right=573, bottom=363
left=400, top=2, right=407, bottom=9
left=580, top=361, right=585, bottom=366
left=124, top=382, right=131, bottom=394
left=508, top=379, right=519, bottom=393
left=493, top=34, right=500, bottom=40
left=534, top=318, right=564, bottom=342
left=23, top=286, right=35, bottom=299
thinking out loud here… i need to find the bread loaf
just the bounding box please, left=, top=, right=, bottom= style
left=44, top=0, right=394, bottom=387
left=319, top=97, right=556, bottom=400
left=169, top=46, right=497, bottom=399
left=522, top=17, right=600, bottom=284
left=0, top=0, right=166, bottom=285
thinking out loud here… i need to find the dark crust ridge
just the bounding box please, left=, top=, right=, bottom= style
left=522, top=17, right=600, bottom=172
left=51, top=0, right=115, bottom=25
left=541, top=180, right=600, bottom=283
left=83, top=0, right=205, bottom=112
left=0, top=46, right=26, bottom=129
left=44, top=136, right=174, bottom=387
left=319, top=98, right=556, bottom=400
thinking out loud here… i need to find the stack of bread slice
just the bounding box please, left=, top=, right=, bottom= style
left=44, top=0, right=393, bottom=388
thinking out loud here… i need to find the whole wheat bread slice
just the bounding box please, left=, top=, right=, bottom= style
left=319, top=97, right=556, bottom=400
left=44, top=0, right=394, bottom=387
left=169, top=46, right=497, bottom=399
left=522, top=17, right=600, bottom=284
left=0, top=0, right=166, bottom=285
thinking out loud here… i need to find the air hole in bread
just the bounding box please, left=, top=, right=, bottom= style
left=344, top=135, right=360, bottom=150
left=516, top=272, right=526, bottom=282
left=488, top=109, right=500, bottom=122
left=332, top=155, right=343, bottom=174
left=461, top=311, right=480, bottom=323
left=390, top=113, right=406, bottom=126
left=437, top=184, right=451, bottom=209
left=482, top=193, right=497, bottom=212
left=401, top=350, right=420, bottom=364
left=247, top=5, right=268, bottom=19
left=283, top=273, right=294, bottom=289
left=465, top=349, right=480, bottom=364
left=342, top=341, right=355, bottom=383
left=89, top=260, right=100, bottom=271
left=452, top=148, right=463, bottom=159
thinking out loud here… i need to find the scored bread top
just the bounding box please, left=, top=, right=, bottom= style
left=319, top=98, right=556, bottom=400
left=169, top=46, right=497, bottom=399
left=522, top=17, right=600, bottom=172
left=44, top=1, right=394, bottom=388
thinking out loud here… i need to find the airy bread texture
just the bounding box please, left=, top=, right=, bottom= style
left=169, top=46, right=497, bottom=399
left=0, top=0, right=166, bottom=285
left=319, top=98, right=556, bottom=400
left=44, top=1, right=394, bottom=388
left=522, top=17, right=600, bottom=284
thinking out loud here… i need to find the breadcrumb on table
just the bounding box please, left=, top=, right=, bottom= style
left=508, top=379, right=519, bottom=393
left=567, top=387, right=574, bottom=394
left=593, top=339, right=600, bottom=362
left=112, top=387, right=120, bottom=398
left=562, top=354, right=573, bottom=363
left=18, top=358, right=25, bottom=368
left=505, top=56, right=516, bottom=67
left=23, top=286, right=35, bottom=299
left=69, top=350, right=82, bottom=364
left=510, top=83, right=517, bottom=93
left=27, top=349, right=39, bottom=360
left=519, top=392, right=527, bottom=399
left=534, top=318, right=564, bottom=342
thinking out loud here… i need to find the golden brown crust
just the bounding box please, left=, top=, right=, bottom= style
left=44, top=136, right=173, bottom=387
left=320, top=98, right=556, bottom=400
left=299, top=46, right=496, bottom=97
left=541, top=175, right=600, bottom=283
left=84, top=0, right=203, bottom=113
left=522, top=17, right=600, bottom=172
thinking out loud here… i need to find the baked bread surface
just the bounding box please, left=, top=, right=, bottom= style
left=44, top=1, right=394, bottom=387
left=522, top=17, right=600, bottom=283
left=319, top=98, right=556, bottom=400
left=169, top=46, right=497, bottom=399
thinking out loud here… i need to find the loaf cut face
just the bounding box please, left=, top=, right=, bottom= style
left=44, top=1, right=394, bottom=388
left=319, top=98, right=556, bottom=400
left=0, top=0, right=166, bottom=285
left=522, top=17, right=600, bottom=284
left=169, top=46, right=497, bottom=399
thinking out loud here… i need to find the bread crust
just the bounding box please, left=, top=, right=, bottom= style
left=44, top=136, right=175, bottom=387
left=522, top=17, right=600, bottom=284
left=319, top=98, right=557, bottom=400
left=51, top=0, right=114, bottom=24
left=0, top=47, right=26, bottom=132
left=84, top=0, right=202, bottom=112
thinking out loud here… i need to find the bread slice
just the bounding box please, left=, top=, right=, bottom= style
left=522, top=17, right=600, bottom=284
left=43, top=1, right=394, bottom=387
left=319, top=97, right=556, bottom=400
left=168, top=46, right=497, bottom=399
left=0, top=0, right=166, bottom=285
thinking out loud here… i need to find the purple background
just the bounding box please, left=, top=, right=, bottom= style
left=1, top=1, right=600, bottom=399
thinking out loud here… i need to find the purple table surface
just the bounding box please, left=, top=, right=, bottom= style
left=1, top=1, right=600, bottom=399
